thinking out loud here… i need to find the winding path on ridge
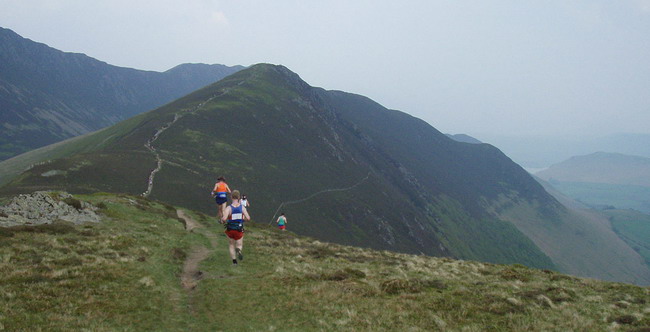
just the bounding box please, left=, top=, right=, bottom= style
left=268, top=172, right=371, bottom=225
left=141, top=91, right=227, bottom=198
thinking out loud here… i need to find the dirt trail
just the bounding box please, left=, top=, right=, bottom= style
left=176, top=209, right=218, bottom=291
left=268, top=172, right=371, bottom=224
left=141, top=91, right=229, bottom=198
left=180, top=247, right=211, bottom=290
left=177, top=209, right=203, bottom=232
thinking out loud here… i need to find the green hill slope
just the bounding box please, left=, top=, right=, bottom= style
left=2, top=64, right=649, bottom=284
left=0, top=64, right=556, bottom=269
left=1, top=193, right=649, bottom=331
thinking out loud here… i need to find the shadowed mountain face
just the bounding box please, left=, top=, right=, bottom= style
left=3, top=64, right=650, bottom=284
left=0, top=27, right=243, bottom=160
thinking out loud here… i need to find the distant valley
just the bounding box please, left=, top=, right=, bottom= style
left=536, top=152, right=650, bottom=213
left=534, top=153, right=650, bottom=285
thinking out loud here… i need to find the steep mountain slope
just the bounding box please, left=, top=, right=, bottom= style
left=521, top=176, right=650, bottom=285
left=1, top=64, right=649, bottom=284
left=530, top=176, right=650, bottom=282
left=605, top=209, right=650, bottom=268
left=0, top=27, right=243, bottom=160
left=3, top=193, right=649, bottom=331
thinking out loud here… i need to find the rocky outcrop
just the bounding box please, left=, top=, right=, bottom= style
left=0, top=191, right=100, bottom=227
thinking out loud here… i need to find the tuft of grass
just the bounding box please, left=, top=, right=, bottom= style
left=171, top=247, right=187, bottom=261
left=380, top=278, right=446, bottom=294
left=2, top=220, right=78, bottom=235
left=317, top=268, right=366, bottom=281
left=307, top=246, right=336, bottom=259
left=62, top=197, right=83, bottom=210
left=500, top=266, right=532, bottom=282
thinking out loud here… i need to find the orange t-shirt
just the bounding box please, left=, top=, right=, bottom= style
left=215, top=182, right=228, bottom=193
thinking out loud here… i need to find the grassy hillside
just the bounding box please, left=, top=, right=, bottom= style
left=496, top=199, right=650, bottom=285
left=0, top=64, right=560, bottom=272
left=4, top=64, right=650, bottom=284
left=1, top=193, right=649, bottom=331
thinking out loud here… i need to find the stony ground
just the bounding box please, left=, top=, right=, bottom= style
left=0, top=191, right=100, bottom=227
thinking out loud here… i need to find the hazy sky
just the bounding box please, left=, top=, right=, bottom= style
left=2, top=0, right=650, bottom=139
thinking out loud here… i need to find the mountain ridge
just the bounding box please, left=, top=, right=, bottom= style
left=0, top=26, right=244, bottom=160
left=2, top=63, right=649, bottom=284
left=0, top=64, right=555, bottom=265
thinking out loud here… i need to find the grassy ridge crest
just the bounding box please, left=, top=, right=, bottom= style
left=0, top=193, right=648, bottom=330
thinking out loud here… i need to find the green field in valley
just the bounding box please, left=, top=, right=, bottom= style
left=606, top=209, right=650, bottom=267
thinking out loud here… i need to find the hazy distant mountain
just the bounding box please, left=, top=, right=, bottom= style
left=535, top=152, right=650, bottom=213
left=2, top=64, right=649, bottom=284
left=481, top=133, right=650, bottom=169
left=445, top=133, right=482, bottom=144
left=0, top=27, right=243, bottom=160
left=537, top=152, right=650, bottom=187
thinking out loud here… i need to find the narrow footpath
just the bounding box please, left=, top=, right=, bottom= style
left=141, top=92, right=226, bottom=198
left=268, top=172, right=371, bottom=224
left=176, top=209, right=218, bottom=291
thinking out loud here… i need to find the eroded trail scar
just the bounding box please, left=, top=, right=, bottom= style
left=176, top=209, right=217, bottom=291
left=181, top=247, right=211, bottom=290
left=268, top=172, right=371, bottom=224
left=141, top=91, right=229, bottom=198
left=177, top=209, right=203, bottom=232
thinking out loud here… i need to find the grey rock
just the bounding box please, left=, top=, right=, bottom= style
left=0, top=191, right=100, bottom=227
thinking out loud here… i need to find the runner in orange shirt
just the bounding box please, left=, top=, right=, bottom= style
left=211, top=176, right=231, bottom=221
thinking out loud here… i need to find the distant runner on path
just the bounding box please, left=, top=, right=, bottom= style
left=221, top=190, right=250, bottom=265
left=241, top=194, right=250, bottom=208
left=211, top=176, right=231, bottom=221
left=276, top=213, right=287, bottom=231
